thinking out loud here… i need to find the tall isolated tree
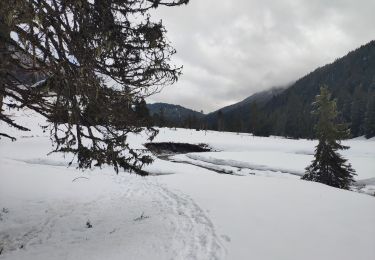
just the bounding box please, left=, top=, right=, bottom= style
left=350, top=85, right=366, bottom=136
left=134, top=98, right=151, bottom=127
left=0, top=0, right=189, bottom=175
left=302, top=86, right=356, bottom=189
left=364, top=93, right=375, bottom=138
left=158, top=107, right=166, bottom=127
left=217, top=110, right=224, bottom=131
left=249, top=102, right=258, bottom=134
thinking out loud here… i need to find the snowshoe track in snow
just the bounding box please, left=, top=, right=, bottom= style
left=0, top=160, right=226, bottom=260
left=114, top=174, right=226, bottom=260
left=153, top=183, right=226, bottom=259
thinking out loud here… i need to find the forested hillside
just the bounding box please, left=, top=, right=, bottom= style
left=204, top=40, right=375, bottom=138
left=262, top=40, right=375, bottom=138
left=148, top=41, right=375, bottom=138
left=204, top=87, right=285, bottom=134
left=147, top=103, right=204, bottom=128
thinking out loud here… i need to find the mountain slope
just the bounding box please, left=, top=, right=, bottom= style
left=206, top=40, right=375, bottom=138
left=148, top=41, right=375, bottom=138
left=216, top=87, right=285, bottom=114
left=204, top=87, right=285, bottom=132
left=147, top=102, right=204, bottom=127
left=262, top=40, right=375, bottom=138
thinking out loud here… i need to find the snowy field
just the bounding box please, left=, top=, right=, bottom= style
left=1, top=110, right=375, bottom=260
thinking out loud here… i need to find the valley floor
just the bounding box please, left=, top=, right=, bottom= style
left=1, top=111, right=375, bottom=260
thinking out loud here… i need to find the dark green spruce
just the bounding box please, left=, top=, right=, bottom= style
left=364, top=94, right=375, bottom=138
left=0, top=0, right=189, bottom=175
left=302, top=86, right=356, bottom=189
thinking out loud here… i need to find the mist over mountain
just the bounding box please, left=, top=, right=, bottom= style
left=148, top=40, right=375, bottom=138
left=204, top=87, right=285, bottom=131
left=261, top=40, right=375, bottom=138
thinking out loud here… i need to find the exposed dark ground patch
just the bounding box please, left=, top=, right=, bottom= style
left=144, top=142, right=238, bottom=175
left=144, top=142, right=211, bottom=155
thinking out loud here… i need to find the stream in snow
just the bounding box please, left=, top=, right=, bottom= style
left=147, top=141, right=375, bottom=194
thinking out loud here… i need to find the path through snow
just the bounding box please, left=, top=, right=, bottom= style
left=0, top=157, right=226, bottom=260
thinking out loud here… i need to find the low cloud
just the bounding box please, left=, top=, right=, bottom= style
left=147, top=0, right=375, bottom=112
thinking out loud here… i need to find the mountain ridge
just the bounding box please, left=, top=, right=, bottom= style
left=148, top=40, right=375, bottom=138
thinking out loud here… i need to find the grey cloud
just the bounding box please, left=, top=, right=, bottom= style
left=147, top=0, right=375, bottom=112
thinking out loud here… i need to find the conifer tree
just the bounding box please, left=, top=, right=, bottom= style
left=364, top=94, right=375, bottom=138
left=350, top=85, right=366, bottom=136
left=217, top=110, right=224, bottom=131
left=249, top=102, right=258, bottom=134
left=158, top=108, right=166, bottom=127
left=302, top=86, right=356, bottom=189
left=134, top=98, right=151, bottom=127
left=0, top=0, right=189, bottom=175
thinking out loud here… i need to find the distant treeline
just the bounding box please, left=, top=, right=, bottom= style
left=148, top=41, right=375, bottom=139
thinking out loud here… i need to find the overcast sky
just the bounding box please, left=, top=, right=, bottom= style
left=146, top=0, right=375, bottom=113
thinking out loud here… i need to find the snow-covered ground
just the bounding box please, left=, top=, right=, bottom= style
left=1, top=110, right=375, bottom=260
